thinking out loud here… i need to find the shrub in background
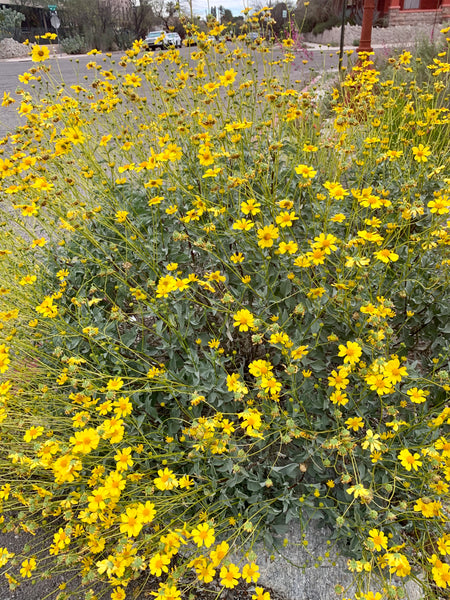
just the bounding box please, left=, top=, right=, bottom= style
left=0, top=7, right=25, bottom=41
left=0, top=18, right=449, bottom=600
left=59, top=34, right=88, bottom=55
left=294, top=0, right=339, bottom=34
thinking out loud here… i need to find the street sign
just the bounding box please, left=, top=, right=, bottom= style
left=50, top=14, right=60, bottom=30
left=48, top=5, right=57, bottom=11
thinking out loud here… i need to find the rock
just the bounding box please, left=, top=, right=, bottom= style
left=253, top=522, right=423, bottom=600
left=304, top=24, right=444, bottom=48
left=0, top=38, right=30, bottom=59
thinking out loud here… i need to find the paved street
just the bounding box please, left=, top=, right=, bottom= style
left=0, top=44, right=351, bottom=139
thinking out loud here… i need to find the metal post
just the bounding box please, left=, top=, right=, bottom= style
left=357, top=0, right=376, bottom=55
left=339, top=1, right=347, bottom=72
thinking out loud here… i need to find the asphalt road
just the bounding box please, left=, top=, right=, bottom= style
left=0, top=44, right=349, bottom=139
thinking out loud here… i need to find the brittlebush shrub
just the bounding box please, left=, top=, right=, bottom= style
left=0, top=19, right=449, bottom=600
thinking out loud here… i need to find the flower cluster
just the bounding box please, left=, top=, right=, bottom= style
left=0, top=19, right=449, bottom=600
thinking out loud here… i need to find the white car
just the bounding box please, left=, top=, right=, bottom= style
left=145, top=31, right=181, bottom=50
left=164, top=32, right=182, bottom=48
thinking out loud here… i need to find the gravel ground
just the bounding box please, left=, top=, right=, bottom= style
left=0, top=527, right=288, bottom=600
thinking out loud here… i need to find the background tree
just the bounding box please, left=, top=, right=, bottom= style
left=271, top=2, right=289, bottom=37
left=220, top=7, right=233, bottom=24
left=0, top=6, right=25, bottom=41
left=122, top=0, right=159, bottom=39
left=293, top=0, right=341, bottom=34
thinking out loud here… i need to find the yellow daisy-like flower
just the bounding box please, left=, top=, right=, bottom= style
left=120, top=507, right=143, bottom=537
left=367, top=528, right=388, bottom=552
left=191, top=522, right=215, bottom=548
left=31, top=44, right=50, bottom=62
left=338, top=341, right=362, bottom=365
left=233, top=308, right=255, bottom=332
left=398, top=448, right=422, bottom=471
left=242, top=561, right=260, bottom=583
left=220, top=563, right=241, bottom=589
left=154, top=467, right=179, bottom=491
left=412, top=144, right=431, bottom=163
left=23, top=426, right=45, bottom=442
left=257, top=224, right=279, bottom=248
left=20, top=557, right=37, bottom=578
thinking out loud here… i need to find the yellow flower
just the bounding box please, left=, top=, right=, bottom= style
left=412, top=144, right=431, bottom=163
left=114, top=396, right=133, bottom=417
left=31, top=44, right=50, bottom=62
left=24, top=426, right=44, bottom=442
left=324, top=181, right=349, bottom=200
left=384, top=552, right=411, bottom=577
left=70, top=428, right=100, bottom=454
left=367, top=528, right=388, bottom=551
left=374, top=248, right=399, bottom=263
left=432, top=562, right=450, bottom=588
left=210, top=541, right=229, bottom=566
left=346, top=483, right=371, bottom=500
left=338, top=341, right=362, bottom=365
left=261, top=376, right=282, bottom=397
left=329, top=390, right=349, bottom=406
left=198, top=145, right=215, bottom=166
left=19, top=274, right=37, bottom=285
left=257, top=224, right=279, bottom=248
left=278, top=240, right=298, bottom=254
left=220, top=68, right=237, bottom=86
left=152, top=583, right=181, bottom=600
left=136, top=501, right=156, bottom=524
left=242, top=562, right=260, bottom=583
left=111, top=587, right=126, bottom=600
left=361, top=429, right=382, bottom=452
left=428, top=194, right=449, bottom=214
left=366, top=373, right=393, bottom=396
left=115, top=210, right=128, bottom=223
left=276, top=211, right=298, bottom=228
left=20, top=557, right=37, bottom=578
left=120, top=507, right=143, bottom=537
left=0, top=547, right=15, bottom=567
left=36, top=296, right=57, bottom=318
left=328, top=367, right=350, bottom=390
left=312, top=233, right=338, bottom=254
left=233, top=309, right=255, bottom=332
left=249, top=359, right=273, bottom=377
left=220, top=563, right=241, bottom=588
left=0, top=345, right=10, bottom=373
left=114, top=447, right=133, bottom=471
left=330, top=213, right=346, bottom=223
left=230, top=252, right=244, bottom=263
left=383, top=357, right=408, bottom=385
left=345, top=416, right=364, bottom=431
left=252, top=587, right=271, bottom=600
left=241, top=198, right=261, bottom=215
left=195, top=559, right=216, bottom=583
left=291, top=345, right=309, bottom=360
left=154, top=467, right=179, bottom=491
left=295, top=164, right=317, bottom=179
left=191, top=523, right=215, bottom=548
left=233, top=218, right=255, bottom=231
left=106, top=377, right=124, bottom=391
left=148, top=552, right=170, bottom=577
left=398, top=448, right=422, bottom=471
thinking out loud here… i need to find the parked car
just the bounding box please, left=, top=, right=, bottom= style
left=164, top=32, right=182, bottom=48
left=145, top=30, right=166, bottom=50
left=246, top=31, right=261, bottom=44
left=144, top=30, right=182, bottom=50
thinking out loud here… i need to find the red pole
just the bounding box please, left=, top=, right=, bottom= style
left=357, top=0, right=376, bottom=55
